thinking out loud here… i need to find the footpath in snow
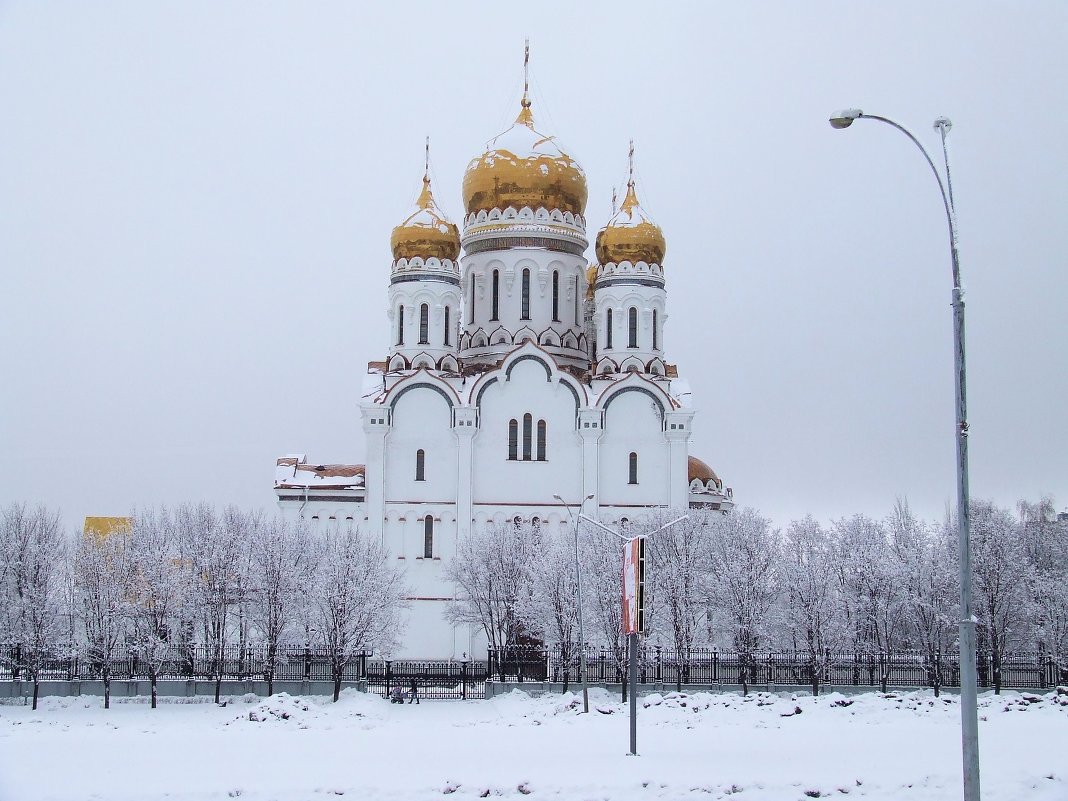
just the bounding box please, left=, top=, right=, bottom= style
left=0, top=686, right=1065, bottom=801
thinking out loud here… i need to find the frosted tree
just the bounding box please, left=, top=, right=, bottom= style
left=75, top=522, right=134, bottom=709
left=445, top=521, right=536, bottom=661
left=706, top=508, right=780, bottom=695
left=313, top=525, right=406, bottom=702
left=1018, top=497, right=1068, bottom=674
left=0, top=504, right=70, bottom=710
left=579, top=521, right=628, bottom=695
left=777, top=516, right=846, bottom=695
left=644, top=509, right=711, bottom=690
left=832, top=514, right=905, bottom=689
left=888, top=500, right=956, bottom=695
left=519, top=523, right=581, bottom=689
left=248, top=515, right=314, bottom=695
left=127, top=506, right=189, bottom=708
left=967, top=499, right=1035, bottom=693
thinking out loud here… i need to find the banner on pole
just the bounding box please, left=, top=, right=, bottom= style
left=622, top=537, right=646, bottom=635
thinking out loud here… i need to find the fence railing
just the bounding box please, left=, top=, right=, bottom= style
left=488, top=646, right=1067, bottom=691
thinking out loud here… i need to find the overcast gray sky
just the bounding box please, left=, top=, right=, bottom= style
left=2, top=1, right=1065, bottom=532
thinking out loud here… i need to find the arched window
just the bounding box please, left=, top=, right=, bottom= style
left=628, top=452, right=638, bottom=484
left=469, top=277, right=475, bottom=324
left=415, top=449, right=425, bottom=481
left=628, top=307, right=638, bottom=348
left=508, top=419, right=518, bottom=461
left=536, top=420, right=546, bottom=461
left=444, top=306, right=451, bottom=346
left=419, top=304, right=429, bottom=344
left=491, top=270, right=500, bottom=321
left=522, top=413, right=533, bottom=461
left=652, top=309, right=658, bottom=350
left=397, top=305, right=404, bottom=345
left=551, top=271, right=559, bottom=322
left=521, top=268, right=531, bottom=320
left=606, top=308, right=613, bottom=350
left=423, top=515, right=433, bottom=559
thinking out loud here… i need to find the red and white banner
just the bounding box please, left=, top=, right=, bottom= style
left=622, top=537, right=641, bottom=635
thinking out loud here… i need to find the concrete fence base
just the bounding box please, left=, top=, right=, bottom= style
left=484, top=681, right=967, bottom=699
left=0, top=679, right=367, bottom=702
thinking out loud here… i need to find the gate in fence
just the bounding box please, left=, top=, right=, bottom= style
left=365, top=659, right=488, bottom=700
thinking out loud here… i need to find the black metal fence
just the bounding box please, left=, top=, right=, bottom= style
left=488, top=646, right=1066, bottom=691
left=0, top=644, right=490, bottom=699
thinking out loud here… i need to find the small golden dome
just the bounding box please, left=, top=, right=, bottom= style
left=595, top=181, right=666, bottom=266
left=390, top=174, right=460, bottom=262
left=462, top=103, right=588, bottom=217
left=585, top=263, right=598, bottom=300
left=688, top=455, right=720, bottom=486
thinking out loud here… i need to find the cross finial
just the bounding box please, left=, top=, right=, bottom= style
left=423, top=136, right=430, bottom=183
left=611, top=186, right=618, bottom=214
left=522, top=38, right=531, bottom=109
left=628, top=139, right=635, bottom=188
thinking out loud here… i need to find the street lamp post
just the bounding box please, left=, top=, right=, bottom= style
left=554, top=493, right=595, bottom=713
left=829, top=108, right=979, bottom=801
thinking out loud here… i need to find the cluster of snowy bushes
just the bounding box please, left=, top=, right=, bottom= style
left=448, top=499, right=1068, bottom=695
left=0, top=503, right=405, bottom=708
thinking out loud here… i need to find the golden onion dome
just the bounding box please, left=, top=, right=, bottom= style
left=462, top=102, right=588, bottom=217
left=585, top=263, right=598, bottom=300
left=595, top=181, right=666, bottom=266
left=688, top=455, right=720, bottom=486
left=390, top=174, right=460, bottom=262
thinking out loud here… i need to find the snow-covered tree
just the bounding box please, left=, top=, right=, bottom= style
left=75, top=521, right=134, bottom=709
left=313, top=525, right=406, bottom=701
left=127, top=506, right=189, bottom=708
left=445, top=521, right=535, bottom=658
left=644, top=509, right=711, bottom=690
left=707, top=508, right=780, bottom=695
left=777, top=516, right=847, bottom=695
left=968, top=499, right=1035, bottom=693
left=519, top=523, right=581, bottom=689
left=248, top=515, right=314, bottom=695
left=1018, top=497, right=1068, bottom=673
left=579, top=521, right=628, bottom=693
left=0, top=504, right=70, bottom=709
left=888, top=500, right=956, bottom=695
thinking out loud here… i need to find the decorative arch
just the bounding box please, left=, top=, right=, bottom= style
left=387, top=354, right=409, bottom=372
left=438, top=354, right=460, bottom=372
left=385, top=370, right=459, bottom=411
left=619, top=356, right=645, bottom=373
left=599, top=376, right=671, bottom=417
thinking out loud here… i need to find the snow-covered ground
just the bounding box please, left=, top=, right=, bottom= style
left=1, top=687, right=1065, bottom=801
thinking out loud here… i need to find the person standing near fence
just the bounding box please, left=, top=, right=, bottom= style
left=408, top=678, right=419, bottom=704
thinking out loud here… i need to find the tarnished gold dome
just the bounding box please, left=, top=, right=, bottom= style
left=595, top=181, right=666, bottom=266
left=585, top=263, right=598, bottom=300
left=462, top=102, right=588, bottom=217
left=390, top=174, right=460, bottom=262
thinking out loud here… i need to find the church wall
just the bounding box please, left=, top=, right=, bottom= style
left=598, top=390, right=671, bottom=507
left=471, top=358, right=582, bottom=506
left=383, top=388, right=458, bottom=504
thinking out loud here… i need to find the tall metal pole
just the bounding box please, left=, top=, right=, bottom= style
left=555, top=494, right=592, bottom=713
left=628, top=631, right=638, bottom=755
left=829, top=109, right=980, bottom=801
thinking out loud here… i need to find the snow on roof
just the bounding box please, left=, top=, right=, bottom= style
left=275, top=455, right=365, bottom=489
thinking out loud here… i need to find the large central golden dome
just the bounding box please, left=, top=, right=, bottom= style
left=462, top=102, right=588, bottom=217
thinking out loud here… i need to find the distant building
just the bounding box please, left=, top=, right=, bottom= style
left=83, top=516, right=131, bottom=542
left=275, top=70, right=732, bottom=658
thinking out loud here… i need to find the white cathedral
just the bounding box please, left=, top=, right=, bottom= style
left=274, top=74, right=733, bottom=659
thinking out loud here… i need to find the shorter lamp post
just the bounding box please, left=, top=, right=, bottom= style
left=554, top=493, right=595, bottom=713
left=580, top=512, right=687, bottom=755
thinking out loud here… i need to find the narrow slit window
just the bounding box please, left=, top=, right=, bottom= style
left=469, top=277, right=475, bottom=324
left=419, top=304, right=429, bottom=344
left=628, top=307, right=638, bottom=349
left=397, top=305, right=404, bottom=345
left=444, top=306, right=451, bottom=346
left=415, top=449, right=425, bottom=481
left=423, top=515, right=433, bottom=558
left=628, top=452, right=638, bottom=484
left=522, top=413, right=533, bottom=461
left=574, top=275, right=580, bottom=325
left=536, top=420, right=546, bottom=461
left=491, top=270, right=500, bottom=320
left=521, top=269, right=531, bottom=320
left=652, top=309, right=658, bottom=350
left=606, top=308, right=613, bottom=350
left=551, top=271, right=559, bottom=321
left=508, top=419, right=518, bottom=460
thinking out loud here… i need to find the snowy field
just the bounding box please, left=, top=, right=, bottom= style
left=0, top=687, right=1065, bottom=801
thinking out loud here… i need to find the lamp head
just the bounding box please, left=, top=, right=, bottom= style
left=829, top=108, right=863, bottom=129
